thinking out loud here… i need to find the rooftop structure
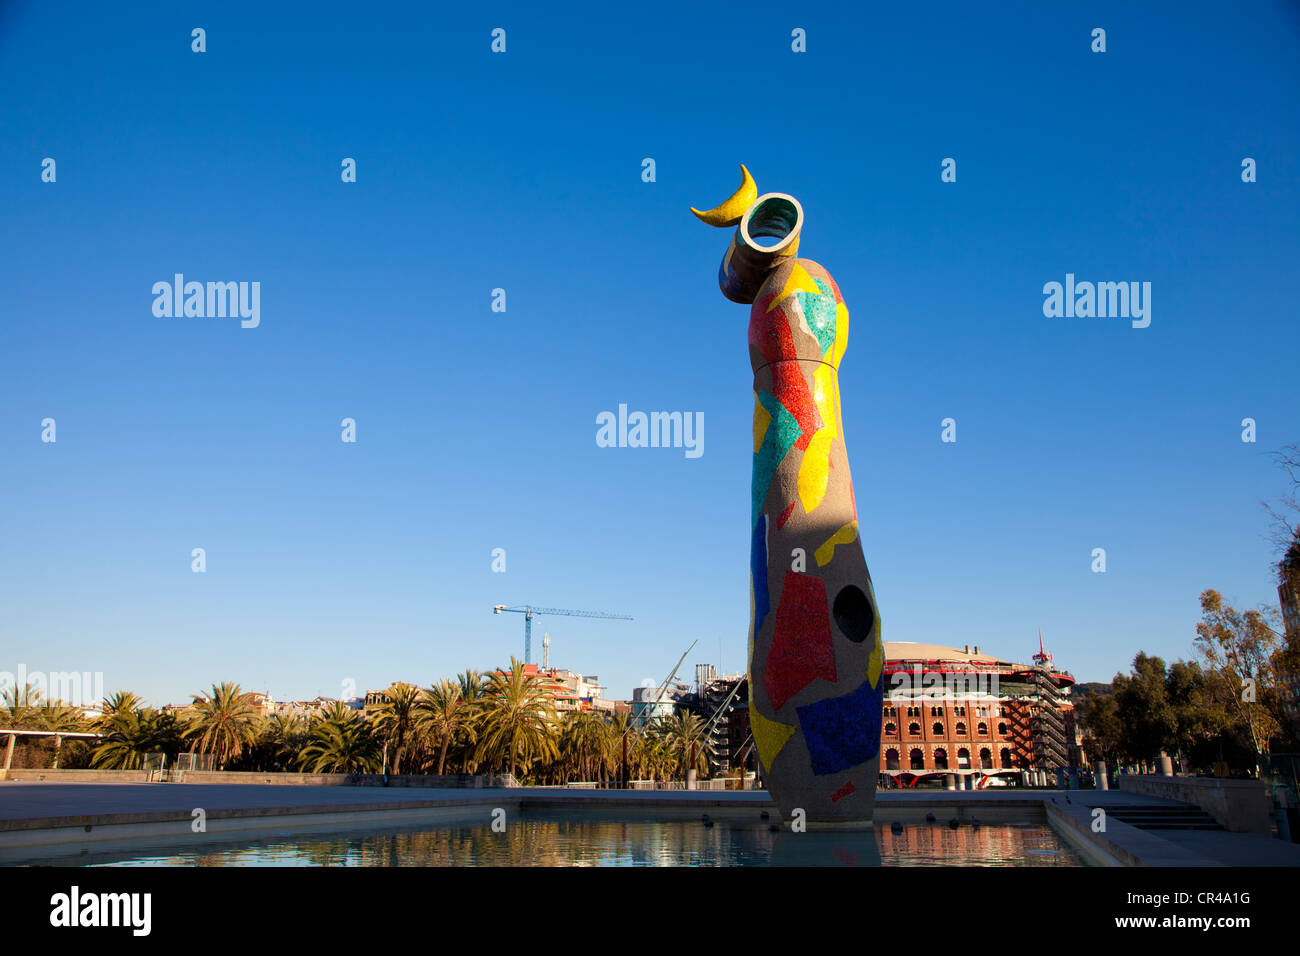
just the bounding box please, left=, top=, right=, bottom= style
left=629, top=681, right=689, bottom=728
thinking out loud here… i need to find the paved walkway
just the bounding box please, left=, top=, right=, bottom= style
left=1149, top=827, right=1300, bottom=866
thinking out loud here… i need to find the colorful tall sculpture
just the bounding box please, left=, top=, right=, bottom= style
left=692, top=166, right=883, bottom=826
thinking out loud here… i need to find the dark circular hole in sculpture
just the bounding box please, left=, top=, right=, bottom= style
left=833, top=585, right=874, bottom=643
left=744, top=197, right=799, bottom=248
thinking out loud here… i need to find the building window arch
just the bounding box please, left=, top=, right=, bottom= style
left=885, top=748, right=900, bottom=771
left=979, top=747, right=993, bottom=770
left=977, top=722, right=988, bottom=736
left=957, top=748, right=971, bottom=769
left=885, top=722, right=897, bottom=737
left=999, top=747, right=1013, bottom=769
left=908, top=722, right=921, bottom=737
left=909, top=748, right=925, bottom=770
left=932, top=722, right=944, bottom=736
left=955, top=721, right=967, bottom=736
left=997, top=722, right=1008, bottom=736
left=934, top=747, right=949, bottom=770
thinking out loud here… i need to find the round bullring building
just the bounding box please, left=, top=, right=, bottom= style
left=879, top=641, right=1078, bottom=788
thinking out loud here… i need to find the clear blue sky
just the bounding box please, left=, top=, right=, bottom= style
left=1, top=1, right=1296, bottom=707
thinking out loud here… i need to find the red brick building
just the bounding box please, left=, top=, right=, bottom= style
left=880, top=641, right=1077, bottom=787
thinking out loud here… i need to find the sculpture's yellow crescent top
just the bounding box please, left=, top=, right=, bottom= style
left=690, top=164, right=757, bottom=227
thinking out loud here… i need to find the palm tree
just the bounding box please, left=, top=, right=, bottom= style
left=0, top=683, right=44, bottom=729
left=557, top=710, right=611, bottom=783
left=100, top=691, right=145, bottom=719
left=319, top=699, right=359, bottom=724
left=37, top=701, right=88, bottom=734
left=612, top=717, right=677, bottom=782
left=298, top=713, right=380, bottom=773
left=608, top=711, right=638, bottom=783
left=183, top=682, right=261, bottom=769
left=419, top=679, right=478, bottom=775
left=474, top=658, right=560, bottom=778
left=91, top=708, right=180, bottom=769
left=644, top=729, right=678, bottom=782
left=34, top=703, right=92, bottom=768
left=453, top=670, right=488, bottom=773
left=372, top=682, right=423, bottom=775
left=458, top=670, right=486, bottom=700
left=657, top=712, right=713, bottom=780
left=252, top=713, right=308, bottom=771
left=0, top=686, right=89, bottom=769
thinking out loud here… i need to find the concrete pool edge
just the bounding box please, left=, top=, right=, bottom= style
left=0, top=798, right=522, bottom=858
left=0, top=804, right=523, bottom=857
left=1044, top=799, right=1222, bottom=867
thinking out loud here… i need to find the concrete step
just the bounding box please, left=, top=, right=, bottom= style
left=1135, top=823, right=1227, bottom=831
left=1099, top=805, right=1225, bottom=831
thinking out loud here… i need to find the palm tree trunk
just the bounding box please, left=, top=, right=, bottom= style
left=438, top=735, right=450, bottom=775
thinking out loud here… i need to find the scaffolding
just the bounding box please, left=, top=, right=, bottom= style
left=1029, top=668, right=1070, bottom=770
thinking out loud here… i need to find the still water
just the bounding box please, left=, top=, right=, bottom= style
left=35, top=816, right=1084, bottom=867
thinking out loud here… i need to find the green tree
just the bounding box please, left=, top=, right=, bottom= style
left=420, top=679, right=479, bottom=776
left=1165, top=659, right=1223, bottom=769
left=1112, top=652, right=1178, bottom=767
left=91, top=708, right=181, bottom=769
left=1195, top=589, right=1282, bottom=774
left=0, top=685, right=91, bottom=769
left=372, top=682, right=423, bottom=775
left=36, top=701, right=88, bottom=734
left=637, top=724, right=677, bottom=782
left=0, top=683, right=45, bottom=729
left=101, top=691, right=145, bottom=718
left=452, top=671, right=489, bottom=773
left=298, top=713, right=380, bottom=773
left=183, top=682, right=262, bottom=769
left=1270, top=638, right=1300, bottom=750
left=656, top=712, right=712, bottom=780
left=608, top=712, right=637, bottom=782
left=474, top=658, right=559, bottom=778
left=555, top=710, right=614, bottom=783
left=1077, top=688, right=1122, bottom=768
left=318, top=700, right=358, bottom=724
left=242, top=713, right=308, bottom=771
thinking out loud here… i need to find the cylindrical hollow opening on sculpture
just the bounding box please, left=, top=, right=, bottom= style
left=741, top=194, right=802, bottom=251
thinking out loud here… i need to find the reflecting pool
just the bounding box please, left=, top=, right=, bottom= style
left=22, top=814, right=1085, bottom=867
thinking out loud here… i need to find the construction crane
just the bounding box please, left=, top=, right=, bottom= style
left=492, top=605, right=633, bottom=664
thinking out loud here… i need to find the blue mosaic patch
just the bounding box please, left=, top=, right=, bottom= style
left=796, top=679, right=882, bottom=776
